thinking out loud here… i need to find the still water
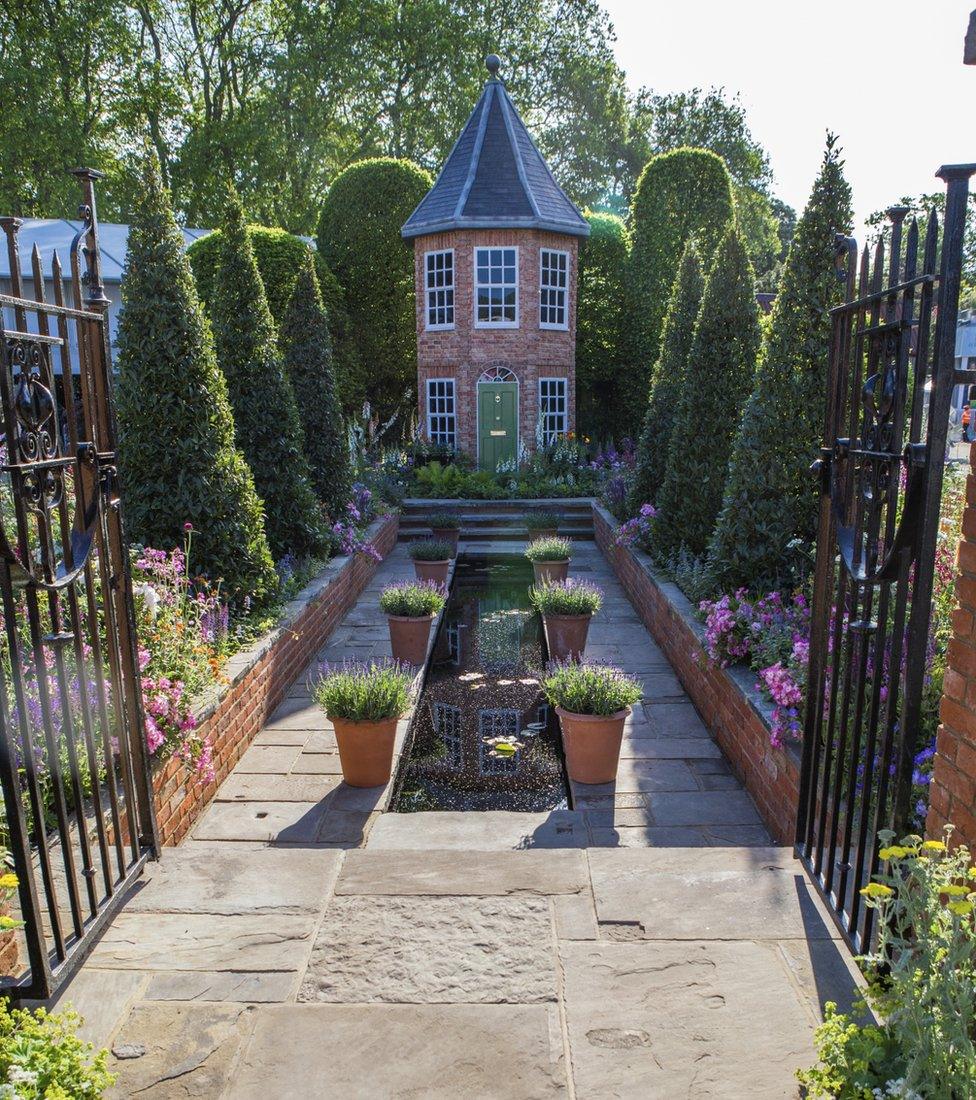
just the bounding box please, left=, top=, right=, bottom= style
left=393, top=554, right=569, bottom=812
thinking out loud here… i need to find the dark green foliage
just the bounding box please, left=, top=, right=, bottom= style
left=280, top=252, right=352, bottom=520
left=115, top=159, right=277, bottom=605
left=210, top=187, right=329, bottom=560
left=628, top=147, right=734, bottom=373
left=316, top=158, right=433, bottom=419
left=654, top=224, right=760, bottom=558
left=187, top=224, right=312, bottom=326
left=708, top=136, right=853, bottom=591
left=576, top=211, right=631, bottom=440
left=630, top=241, right=705, bottom=510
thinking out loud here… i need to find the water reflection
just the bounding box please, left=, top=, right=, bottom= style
left=394, top=555, right=568, bottom=812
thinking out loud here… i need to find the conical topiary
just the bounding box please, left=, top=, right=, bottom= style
left=707, top=135, right=853, bottom=592
left=280, top=252, right=352, bottom=520
left=654, top=224, right=761, bottom=559
left=629, top=241, right=705, bottom=511
left=115, top=157, right=277, bottom=606
left=209, top=187, right=329, bottom=561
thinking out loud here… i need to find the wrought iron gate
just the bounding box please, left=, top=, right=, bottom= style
left=0, top=170, right=158, bottom=999
left=796, top=164, right=976, bottom=953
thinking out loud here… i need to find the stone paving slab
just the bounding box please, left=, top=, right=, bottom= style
left=299, top=895, right=557, bottom=1003
left=107, top=1002, right=257, bottom=1098
left=560, top=940, right=816, bottom=1098
left=192, top=799, right=331, bottom=843
left=336, top=849, right=587, bottom=895
left=125, top=845, right=341, bottom=915
left=230, top=1004, right=567, bottom=1099
left=214, top=773, right=342, bottom=803
left=88, top=912, right=316, bottom=971
left=588, top=848, right=842, bottom=940
left=365, top=810, right=587, bottom=850
left=144, top=970, right=297, bottom=1004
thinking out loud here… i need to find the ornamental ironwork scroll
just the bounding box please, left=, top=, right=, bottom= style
left=0, top=170, right=158, bottom=1001
left=796, top=165, right=976, bottom=954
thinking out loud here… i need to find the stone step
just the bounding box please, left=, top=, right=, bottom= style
left=399, top=524, right=594, bottom=541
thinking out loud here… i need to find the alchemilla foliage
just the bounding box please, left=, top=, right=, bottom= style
left=115, top=158, right=277, bottom=605
left=280, top=253, right=352, bottom=520
left=630, top=240, right=705, bottom=510
left=210, top=187, right=329, bottom=560
left=628, top=147, right=734, bottom=373
left=708, top=135, right=852, bottom=591
left=655, top=224, right=760, bottom=558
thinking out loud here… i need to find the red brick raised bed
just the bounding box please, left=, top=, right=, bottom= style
left=592, top=502, right=800, bottom=844
left=152, top=512, right=398, bottom=845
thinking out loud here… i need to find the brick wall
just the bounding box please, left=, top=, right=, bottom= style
left=592, top=503, right=800, bottom=844
left=413, top=228, right=579, bottom=457
left=152, top=513, right=398, bottom=845
left=928, top=442, right=976, bottom=846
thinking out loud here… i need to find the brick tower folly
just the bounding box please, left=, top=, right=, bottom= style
left=402, top=54, right=589, bottom=470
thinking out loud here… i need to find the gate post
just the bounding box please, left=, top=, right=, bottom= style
left=928, top=439, right=976, bottom=845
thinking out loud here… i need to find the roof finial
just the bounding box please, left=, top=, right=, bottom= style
left=485, top=54, right=501, bottom=80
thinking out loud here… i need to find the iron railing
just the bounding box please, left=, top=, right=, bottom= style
left=0, top=170, right=158, bottom=1000
left=796, top=164, right=976, bottom=953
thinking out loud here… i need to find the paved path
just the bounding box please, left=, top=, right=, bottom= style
left=43, top=539, right=861, bottom=1098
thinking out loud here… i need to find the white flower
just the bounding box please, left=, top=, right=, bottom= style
left=8, top=1064, right=38, bottom=1086
left=133, top=582, right=159, bottom=621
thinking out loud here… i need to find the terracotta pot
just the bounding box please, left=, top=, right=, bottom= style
left=527, top=526, right=558, bottom=540
left=431, top=527, right=460, bottom=556
left=414, top=559, right=450, bottom=585
left=532, top=559, right=569, bottom=585
left=544, top=613, right=591, bottom=662
left=387, top=613, right=434, bottom=666
left=556, top=706, right=630, bottom=784
left=333, top=715, right=399, bottom=787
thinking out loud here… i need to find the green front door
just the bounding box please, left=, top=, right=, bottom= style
left=478, top=383, right=518, bottom=471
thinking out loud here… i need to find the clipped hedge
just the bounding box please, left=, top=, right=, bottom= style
left=115, top=159, right=277, bottom=605
left=280, top=252, right=352, bottom=519
left=654, top=223, right=760, bottom=559
left=209, top=187, right=329, bottom=560
left=708, top=135, right=853, bottom=591
left=188, top=224, right=311, bottom=326
left=630, top=240, right=705, bottom=510
left=576, top=211, right=631, bottom=441
left=628, top=147, right=734, bottom=375
left=316, top=157, right=432, bottom=419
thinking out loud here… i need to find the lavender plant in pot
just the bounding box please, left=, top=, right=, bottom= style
left=524, top=536, right=572, bottom=585
left=542, top=662, right=643, bottom=783
left=525, top=511, right=559, bottom=540
left=408, top=539, right=453, bottom=586
left=426, top=511, right=461, bottom=556
left=379, top=581, right=446, bottom=666
left=312, top=661, right=413, bottom=787
left=529, top=578, right=603, bottom=662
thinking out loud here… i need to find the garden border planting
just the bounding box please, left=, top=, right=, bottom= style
left=591, top=501, right=800, bottom=843
left=152, top=512, right=398, bottom=844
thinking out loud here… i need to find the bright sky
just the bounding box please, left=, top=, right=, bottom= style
left=601, top=0, right=976, bottom=232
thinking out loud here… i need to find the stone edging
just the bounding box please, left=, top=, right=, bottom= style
left=590, top=501, right=800, bottom=844
left=152, top=512, right=400, bottom=845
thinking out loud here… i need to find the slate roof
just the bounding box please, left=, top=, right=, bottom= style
left=401, top=75, right=589, bottom=240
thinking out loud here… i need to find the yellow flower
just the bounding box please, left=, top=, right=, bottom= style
left=0, top=914, right=21, bottom=931
left=948, top=900, right=973, bottom=916
left=860, top=883, right=894, bottom=899
left=879, top=845, right=913, bottom=860
left=943, top=884, right=969, bottom=897
left=0, top=873, right=16, bottom=890
left=922, top=840, right=946, bottom=852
